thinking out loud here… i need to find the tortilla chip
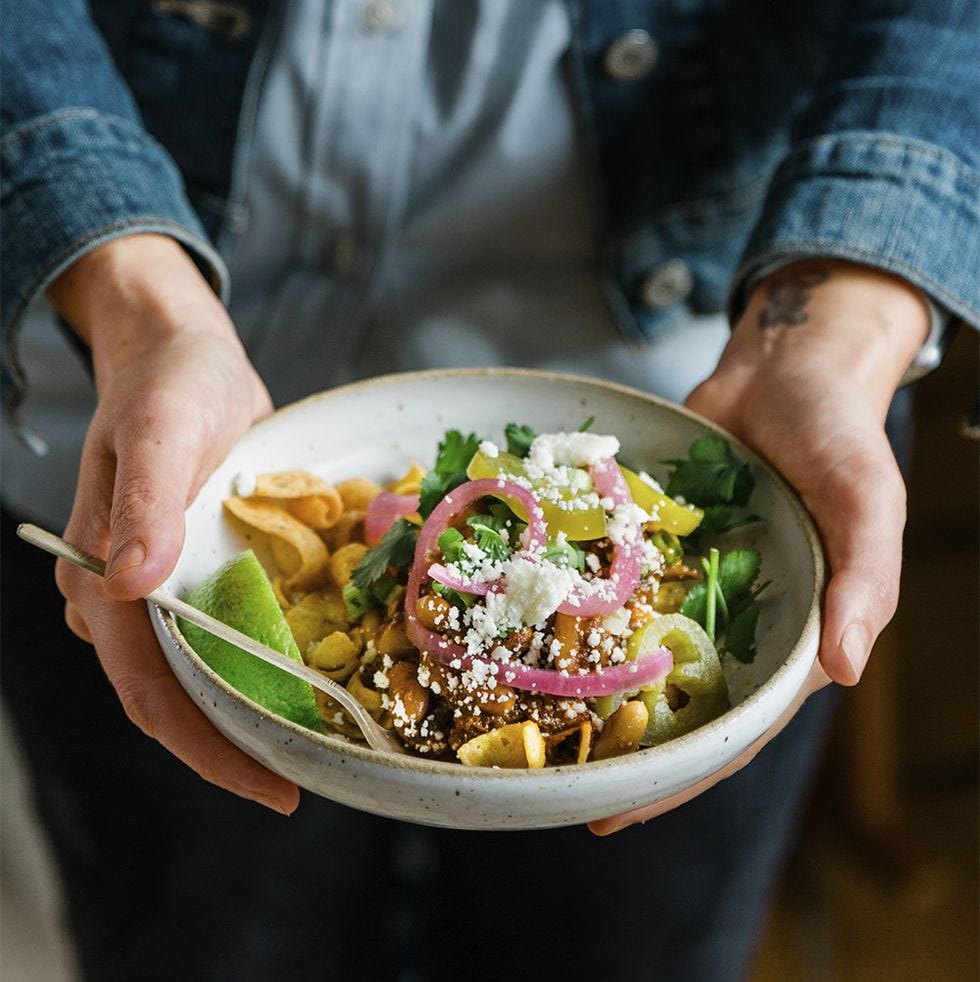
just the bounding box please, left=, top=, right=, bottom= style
left=336, top=477, right=383, bottom=512
left=386, top=462, right=425, bottom=496
left=271, top=575, right=292, bottom=611
left=252, top=471, right=343, bottom=529
left=321, top=509, right=366, bottom=549
left=283, top=589, right=350, bottom=653
left=224, top=496, right=329, bottom=590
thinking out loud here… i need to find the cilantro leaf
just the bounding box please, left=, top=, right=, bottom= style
left=718, top=549, right=761, bottom=608
left=350, top=518, right=418, bottom=588
left=418, top=471, right=466, bottom=519
left=466, top=511, right=509, bottom=534
left=436, top=428, right=482, bottom=473
left=370, top=572, right=398, bottom=605
left=664, top=435, right=754, bottom=508
left=504, top=422, right=537, bottom=458
left=724, top=606, right=760, bottom=663
left=542, top=537, right=586, bottom=571
left=466, top=516, right=511, bottom=563
left=418, top=429, right=482, bottom=517
left=678, top=547, right=764, bottom=662
left=342, top=571, right=401, bottom=619
left=697, top=505, right=761, bottom=535
left=679, top=581, right=707, bottom=624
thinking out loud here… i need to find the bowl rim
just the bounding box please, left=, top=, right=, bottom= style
left=155, top=366, right=825, bottom=781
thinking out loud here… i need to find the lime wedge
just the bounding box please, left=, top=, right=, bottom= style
left=178, top=550, right=324, bottom=732
left=628, top=614, right=729, bottom=745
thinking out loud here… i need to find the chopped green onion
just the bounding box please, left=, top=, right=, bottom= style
left=704, top=547, right=720, bottom=641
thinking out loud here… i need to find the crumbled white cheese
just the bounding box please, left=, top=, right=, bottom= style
left=527, top=432, right=621, bottom=470
left=233, top=470, right=257, bottom=497
left=486, top=555, right=580, bottom=628
left=602, top=606, right=632, bottom=636
left=636, top=470, right=664, bottom=493
left=478, top=440, right=500, bottom=459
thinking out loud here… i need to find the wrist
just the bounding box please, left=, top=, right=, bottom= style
left=726, top=260, right=930, bottom=410
left=47, top=233, right=236, bottom=376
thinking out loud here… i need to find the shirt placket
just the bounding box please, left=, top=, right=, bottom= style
left=302, top=0, right=433, bottom=306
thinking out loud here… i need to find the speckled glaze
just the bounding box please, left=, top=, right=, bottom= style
left=149, top=369, right=824, bottom=829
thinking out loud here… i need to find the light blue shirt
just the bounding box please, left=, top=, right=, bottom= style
left=2, top=0, right=728, bottom=526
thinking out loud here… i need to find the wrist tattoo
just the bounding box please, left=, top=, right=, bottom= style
left=757, top=268, right=829, bottom=329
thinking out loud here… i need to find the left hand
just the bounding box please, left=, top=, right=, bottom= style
left=590, top=259, right=930, bottom=835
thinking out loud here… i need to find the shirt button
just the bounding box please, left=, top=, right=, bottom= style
left=364, top=0, right=397, bottom=31
left=640, top=260, right=694, bottom=310
left=603, top=29, right=658, bottom=82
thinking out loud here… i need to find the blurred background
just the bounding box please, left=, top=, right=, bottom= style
left=751, top=328, right=979, bottom=981
left=2, top=330, right=977, bottom=982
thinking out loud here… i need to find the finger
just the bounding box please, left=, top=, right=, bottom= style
left=57, top=432, right=117, bottom=602
left=803, top=445, right=905, bottom=686
left=83, top=592, right=300, bottom=812
left=102, top=408, right=206, bottom=601
left=64, top=601, right=93, bottom=643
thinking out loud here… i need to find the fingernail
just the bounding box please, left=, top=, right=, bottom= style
left=257, top=795, right=293, bottom=816
left=841, top=622, right=869, bottom=683
left=106, top=540, right=146, bottom=579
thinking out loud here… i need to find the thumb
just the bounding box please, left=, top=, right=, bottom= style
left=103, top=431, right=199, bottom=600
left=804, top=445, right=906, bottom=685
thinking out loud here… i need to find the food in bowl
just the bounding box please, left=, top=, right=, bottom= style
left=183, top=421, right=767, bottom=768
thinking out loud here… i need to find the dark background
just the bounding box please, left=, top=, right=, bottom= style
left=752, top=328, right=979, bottom=981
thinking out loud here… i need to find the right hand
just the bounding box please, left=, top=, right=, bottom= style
left=49, top=233, right=299, bottom=813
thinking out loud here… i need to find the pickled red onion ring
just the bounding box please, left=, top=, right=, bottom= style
left=404, top=474, right=670, bottom=696
left=364, top=492, right=420, bottom=546
left=419, top=477, right=544, bottom=594
left=556, top=457, right=643, bottom=616
left=415, top=477, right=546, bottom=566
left=406, top=565, right=671, bottom=696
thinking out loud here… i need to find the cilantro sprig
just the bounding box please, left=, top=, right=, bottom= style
left=662, top=434, right=766, bottom=662
left=504, top=416, right=598, bottom=458
left=350, top=517, right=419, bottom=590
left=680, top=547, right=769, bottom=663
left=664, top=434, right=754, bottom=509
left=418, top=430, right=482, bottom=518
left=466, top=514, right=511, bottom=563
left=504, top=423, right=537, bottom=458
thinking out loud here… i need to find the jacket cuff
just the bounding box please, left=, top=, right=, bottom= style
left=729, top=134, right=980, bottom=330
left=1, top=108, right=229, bottom=449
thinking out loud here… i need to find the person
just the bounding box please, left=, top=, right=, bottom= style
left=2, top=1, right=976, bottom=979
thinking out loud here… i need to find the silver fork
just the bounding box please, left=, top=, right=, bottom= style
left=16, top=524, right=405, bottom=756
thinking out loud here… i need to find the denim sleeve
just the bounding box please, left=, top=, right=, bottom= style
left=730, top=0, right=980, bottom=329
left=1, top=0, right=229, bottom=435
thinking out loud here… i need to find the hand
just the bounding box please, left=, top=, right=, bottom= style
left=49, top=234, right=298, bottom=813
left=590, top=259, right=929, bottom=835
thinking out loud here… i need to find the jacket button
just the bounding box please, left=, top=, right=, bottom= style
left=603, top=30, right=658, bottom=82
left=640, top=260, right=694, bottom=309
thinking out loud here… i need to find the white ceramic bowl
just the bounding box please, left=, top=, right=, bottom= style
left=149, top=368, right=824, bottom=829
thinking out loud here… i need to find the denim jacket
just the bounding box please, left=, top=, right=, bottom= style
left=2, top=0, right=978, bottom=424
